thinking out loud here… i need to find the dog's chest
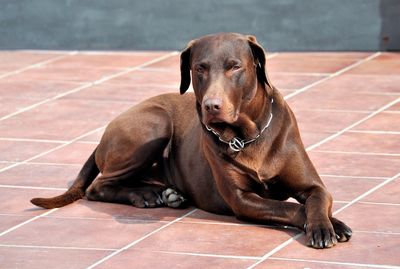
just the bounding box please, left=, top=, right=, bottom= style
left=233, top=149, right=276, bottom=183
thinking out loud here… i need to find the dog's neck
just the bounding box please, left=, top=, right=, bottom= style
left=233, top=83, right=273, bottom=139
left=198, top=83, right=274, bottom=150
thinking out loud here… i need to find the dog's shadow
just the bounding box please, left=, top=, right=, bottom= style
left=75, top=196, right=302, bottom=243
left=27, top=179, right=303, bottom=244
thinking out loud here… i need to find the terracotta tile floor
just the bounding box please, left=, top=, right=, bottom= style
left=0, top=50, right=399, bottom=269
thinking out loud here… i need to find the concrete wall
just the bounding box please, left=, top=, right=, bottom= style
left=0, top=0, right=398, bottom=51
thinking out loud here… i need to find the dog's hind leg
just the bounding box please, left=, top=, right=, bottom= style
left=85, top=177, right=165, bottom=208
left=85, top=174, right=187, bottom=208
left=85, top=106, right=187, bottom=208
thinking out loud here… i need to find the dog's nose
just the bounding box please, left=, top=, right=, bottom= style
left=204, top=98, right=222, bottom=114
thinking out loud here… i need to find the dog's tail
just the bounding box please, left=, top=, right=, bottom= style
left=31, top=148, right=99, bottom=209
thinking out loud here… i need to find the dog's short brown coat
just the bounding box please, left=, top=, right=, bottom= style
left=31, top=33, right=352, bottom=248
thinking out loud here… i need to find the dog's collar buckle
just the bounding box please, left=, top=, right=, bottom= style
left=229, top=137, right=245, bottom=152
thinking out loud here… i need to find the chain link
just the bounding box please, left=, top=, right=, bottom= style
left=204, top=98, right=274, bottom=152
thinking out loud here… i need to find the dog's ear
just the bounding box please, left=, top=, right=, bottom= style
left=180, top=41, right=194, bottom=94
left=247, top=35, right=273, bottom=89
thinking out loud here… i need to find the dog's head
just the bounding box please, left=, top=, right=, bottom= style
left=180, top=33, right=272, bottom=129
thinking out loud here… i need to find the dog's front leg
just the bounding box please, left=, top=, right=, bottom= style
left=281, top=150, right=352, bottom=248
left=211, top=166, right=307, bottom=230
left=299, top=185, right=337, bottom=248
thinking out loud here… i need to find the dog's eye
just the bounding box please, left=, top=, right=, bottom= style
left=195, top=66, right=204, bottom=74
left=232, top=65, right=241, bottom=71
left=194, top=63, right=208, bottom=74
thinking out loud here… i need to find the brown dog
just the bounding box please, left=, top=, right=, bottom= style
left=31, top=33, right=352, bottom=249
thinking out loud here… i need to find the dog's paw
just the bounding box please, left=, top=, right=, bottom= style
left=161, top=188, right=187, bottom=208
left=129, top=191, right=164, bottom=208
left=331, top=217, right=352, bottom=242
left=305, top=220, right=337, bottom=249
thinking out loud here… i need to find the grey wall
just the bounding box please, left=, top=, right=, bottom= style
left=0, top=0, right=399, bottom=51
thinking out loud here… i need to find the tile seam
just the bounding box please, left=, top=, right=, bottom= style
left=269, top=257, right=400, bottom=269
left=347, top=130, right=400, bottom=135
left=0, top=243, right=117, bottom=251
left=0, top=51, right=77, bottom=81
left=313, top=150, right=400, bottom=157
left=153, top=250, right=261, bottom=260
left=0, top=184, right=68, bottom=191
left=319, top=174, right=390, bottom=180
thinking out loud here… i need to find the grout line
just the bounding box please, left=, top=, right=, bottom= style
left=313, top=150, right=400, bottom=157
left=135, top=67, right=179, bottom=72
left=354, top=230, right=400, bottom=235
left=0, top=51, right=178, bottom=122
left=269, top=257, right=400, bottom=269
left=178, top=220, right=298, bottom=230
left=8, top=161, right=81, bottom=166
left=0, top=137, right=68, bottom=144
left=0, top=213, right=30, bottom=217
left=40, top=215, right=171, bottom=223
left=358, top=201, right=400, bottom=206
left=348, top=130, right=400, bottom=135
left=306, top=96, right=400, bottom=151
left=0, top=208, right=58, bottom=237
left=63, top=81, right=179, bottom=88
left=0, top=51, right=77, bottom=80
left=10, top=50, right=71, bottom=54
left=0, top=212, right=170, bottom=223
left=0, top=160, right=82, bottom=167
left=85, top=208, right=198, bottom=269
left=272, top=72, right=330, bottom=76
left=154, top=250, right=261, bottom=261
left=298, top=108, right=373, bottom=114
left=320, top=174, right=390, bottom=180
left=0, top=184, right=68, bottom=191
left=352, top=92, right=400, bottom=96
left=0, top=244, right=118, bottom=252
left=77, top=141, right=100, bottom=145
left=327, top=72, right=400, bottom=78
left=332, top=200, right=351, bottom=204
left=15, top=50, right=171, bottom=56
left=284, top=52, right=381, bottom=100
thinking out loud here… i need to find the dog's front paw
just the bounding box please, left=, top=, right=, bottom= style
left=162, top=188, right=187, bottom=208
left=331, top=217, right=352, bottom=242
left=305, top=220, right=337, bottom=249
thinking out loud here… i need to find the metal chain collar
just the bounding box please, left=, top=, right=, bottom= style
left=205, top=98, right=274, bottom=152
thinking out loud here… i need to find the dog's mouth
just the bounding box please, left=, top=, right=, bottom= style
left=204, top=119, right=236, bottom=137
left=208, top=121, right=228, bottom=130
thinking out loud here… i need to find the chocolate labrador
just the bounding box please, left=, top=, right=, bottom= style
left=31, top=33, right=352, bottom=248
